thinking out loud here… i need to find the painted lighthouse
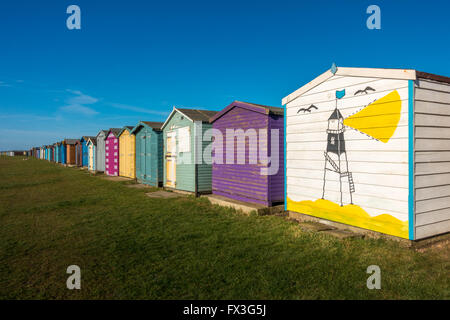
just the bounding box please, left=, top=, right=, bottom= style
left=322, top=89, right=355, bottom=206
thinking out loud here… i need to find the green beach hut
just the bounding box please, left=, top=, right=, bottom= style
left=161, top=107, right=218, bottom=195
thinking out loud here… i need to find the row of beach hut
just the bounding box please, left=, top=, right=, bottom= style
left=31, top=102, right=284, bottom=207
left=25, top=66, right=450, bottom=241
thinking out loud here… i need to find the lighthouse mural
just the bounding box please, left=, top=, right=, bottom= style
left=284, top=67, right=411, bottom=239
left=322, top=89, right=354, bottom=206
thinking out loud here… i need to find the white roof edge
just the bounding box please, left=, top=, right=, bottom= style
left=282, top=69, right=333, bottom=105
left=282, top=67, right=417, bottom=105
left=336, top=67, right=416, bottom=80
left=161, top=106, right=194, bottom=130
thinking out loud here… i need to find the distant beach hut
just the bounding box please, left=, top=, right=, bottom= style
left=130, top=121, right=164, bottom=186
left=54, top=143, right=59, bottom=163
left=58, top=141, right=66, bottom=164
left=118, top=126, right=136, bottom=179
left=209, top=101, right=285, bottom=206
left=161, top=108, right=218, bottom=194
left=86, top=137, right=96, bottom=172
left=64, top=139, right=79, bottom=165
left=82, top=136, right=94, bottom=167
left=95, top=130, right=108, bottom=172
left=75, top=136, right=93, bottom=167
left=104, top=128, right=121, bottom=176
left=52, top=145, right=57, bottom=162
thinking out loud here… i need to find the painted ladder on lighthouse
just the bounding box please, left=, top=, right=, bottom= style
left=322, top=89, right=355, bottom=206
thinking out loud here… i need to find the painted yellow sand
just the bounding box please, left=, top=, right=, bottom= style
left=287, top=198, right=408, bottom=239
left=344, top=90, right=401, bottom=143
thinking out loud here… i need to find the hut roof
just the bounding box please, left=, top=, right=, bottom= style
left=210, top=100, right=283, bottom=123
left=118, top=126, right=135, bottom=136
left=104, top=128, right=122, bottom=139
left=162, top=107, right=218, bottom=129
left=64, top=139, right=79, bottom=145
left=131, top=121, right=164, bottom=134
left=86, top=137, right=97, bottom=146
left=82, top=136, right=96, bottom=141
left=96, top=130, right=108, bottom=138
left=282, top=65, right=450, bottom=105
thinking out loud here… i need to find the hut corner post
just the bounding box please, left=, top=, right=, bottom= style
left=408, top=79, right=415, bottom=241
left=194, top=121, right=201, bottom=197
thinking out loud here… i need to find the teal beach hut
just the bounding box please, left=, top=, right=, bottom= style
left=161, top=107, right=217, bottom=194
left=130, top=121, right=164, bottom=186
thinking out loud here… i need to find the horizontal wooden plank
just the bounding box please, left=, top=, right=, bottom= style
left=415, top=139, right=450, bottom=151
left=415, top=114, right=450, bottom=127
left=287, top=159, right=408, bottom=175
left=415, top=100, right=450, bottom=116
left=416, top=185, right=450, bottom=201
left=288, top=138, right=408, bottom=152
left=416, top=162, right=450, bottom=175
left=288, top=168, right=408, bottom=188
left=288, top=150, right=408, bottom=163
left=415, top=208, right=450, bottom=226
left=415, top=220, right=450, bottom=239
left=288, top=176, right=408, bottom=201
left=416, top=151, right=450, bottom=162
left=287, top=126, right=408, bottom=142
left=287, top=120, right=408, bottom=134
left=416, top=79, right=450, bottom=92
left=415, top=88, right=450, bottom=104
left=416, top=196, right=450, bottom=213
left=415, top=127, right=450, bottom=139
left=415, top=173, right=450, bottom=188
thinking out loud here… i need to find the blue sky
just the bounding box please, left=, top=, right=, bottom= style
left=0, top=0, right=449, bottom=150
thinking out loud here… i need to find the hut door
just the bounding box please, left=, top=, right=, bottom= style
left=145, top=133, right=152, bottom=181
left=89, top=145, right=94, bottom=170
left=166, top=131, right=176, bottom=187
left=140, top=134, right=146, bottom=181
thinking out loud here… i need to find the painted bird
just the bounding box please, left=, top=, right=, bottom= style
left=354, top=86, right=376, bottom=95
left=298, top=104, right=318, bottom=113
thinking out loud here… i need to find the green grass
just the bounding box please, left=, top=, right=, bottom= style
left=0, top=156, right=448, bottom=299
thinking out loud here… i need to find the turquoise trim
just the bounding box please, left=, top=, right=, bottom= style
left=408, top=80, right=414, bottom=240
left=284, top=104, right=287, bottom=211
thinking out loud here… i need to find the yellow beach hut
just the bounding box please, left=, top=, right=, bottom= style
left=118, top=126, right=136, bottom=179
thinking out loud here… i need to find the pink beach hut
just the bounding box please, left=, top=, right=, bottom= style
left=104, top=128, right=121, bottom=176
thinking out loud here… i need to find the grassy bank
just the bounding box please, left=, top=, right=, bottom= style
left=0, top=156, right=448, bottom=299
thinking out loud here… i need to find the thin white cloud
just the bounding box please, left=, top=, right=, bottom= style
left=66, top=89, right=99, bottom=105
left=59, top=90, right=99, bottom=116
left=60, top=104, right=99, bottom=115
left=108, top=102, right=169, bottom=116
left=0, top=81, right=12, bottom=87
left=0, top=113, right=62, bottom=121
left=0, top=128, right=62, bottom=136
